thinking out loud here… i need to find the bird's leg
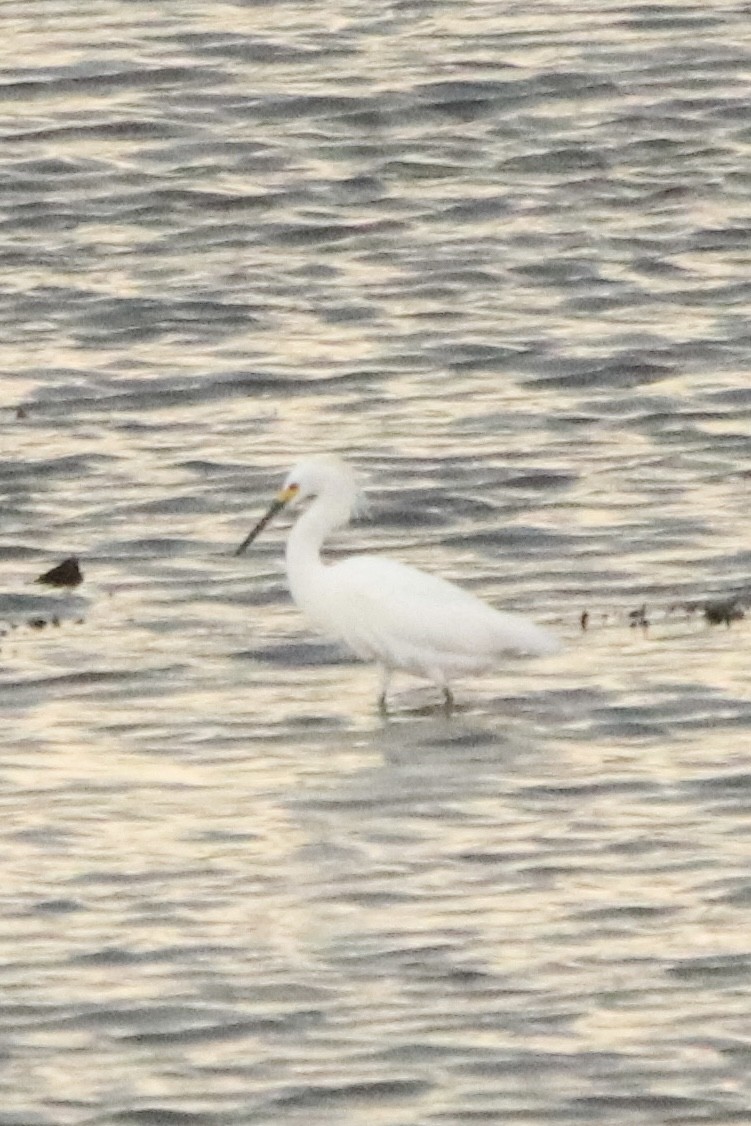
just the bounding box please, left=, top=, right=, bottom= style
left=377, top=667, right=392, bottom=713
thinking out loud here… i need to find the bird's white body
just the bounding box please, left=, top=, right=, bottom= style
left=239, top=455, right=561, bottom=708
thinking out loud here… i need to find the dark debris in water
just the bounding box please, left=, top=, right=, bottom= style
left=35, top=556, right=83, bottom=588
left=628, top=604, right=649, bottom=630
left=1, top=614, right=73, bottom=636
left=580, top=592, right=748, bottom=632
left=670, top=596, right=747, bottom=627
left=702, top=598, right=745, bottom=627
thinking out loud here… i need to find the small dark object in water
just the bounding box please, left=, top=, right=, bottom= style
left=15, top=406, right=27, bottom=419
left=29, top=618, right=47, bottom=630
left=703, top=598, right=745, bottom=627
left=629, top=604, right=649, bottom=629
left=668, top=601, right=699, bottom=617
left=580, top=610, right=589, bottom=631
left=35, top=556, right=83, bottom=588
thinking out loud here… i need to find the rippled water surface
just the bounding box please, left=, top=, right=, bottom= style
left=2, top=1, right=751, bottom=1122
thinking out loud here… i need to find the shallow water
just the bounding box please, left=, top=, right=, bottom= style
left=1, top=1, right=751, bottom=1122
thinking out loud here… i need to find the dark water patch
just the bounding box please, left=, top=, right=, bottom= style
left=244, top=642, right=356, bottom=667
left=109, top=1111, right=225, bottom=1126
left=445, top=342, right=532, bottom=373
left=441, top=197, right=510, bottom=222
left=377, top=502, right=447, bottom=528
left=0, top=64, right=214, bottom=100
left=283, top=713, right=353, bottom=733
left=300, top=791, right=456, bottom=814
left=269, top=219, right=401, bottom=247
left=0, top=666, right=175, bottom=702
left=332, top=173, right=387, bottom=199
left=74, top=296, right=261, bottom=344
left=504, top=470, right=576, bottom=491
left=416, top=78, right=524, bottom=106
left=419, top=96, right=521, bottom=123
left=250, top=92, right=375, bottom=123
left=667, top=954, right=751, bottom=982
left=575, top=903, right=678, bottom=922
left=455, top=848, right=550, bottom=866
left=191, top=828, right=262, bottom=844
left=318, top=301, right=376, bottom=325
left=617, top=135, right=712, bottom=163
left=69, top=864, right=213, bottom=891
left=688, top=224, right=751, bottom=252
left=0, top=1113, right=57, bottom=1126
left=325, top=888, right=427, bottom=907
left=620, top=8, right=738, bottom=32
left=99, top=537, right=187, bottom=557
left=121, top=494, right=212, bottom=517
left=705, top=387, right=751, bottom=408
left=178, top=459, right=241, bottom=477
left=271, top=1078, right=431, bottom=1110
left=574, top=717, right=668, bottom=742
left=381, top=158, right=465, bottom=181
left=121, top=1013, right=319, bottom=1044
left=510, top=257, right=603, bottom=285
left=664, top=707, right=751, bottom=739
left=0, top=157, right=108, bottom=182
left=420, top=267, right=502, bottom=289
left=718, top=1040, right=751, bottom=1061
left=631, top=254, right=690, bottom=278
left=29, top=897, right=83, bottom=916
left=689, top=772, right=751, bottom=797
left=568, top=1093, right=706, bottom=1117
left=70, top=944, right=254, bottom=975
left=0, top=592, right=86, bottom=619
left=0, top=452, right=111, bottom=480
left=520, top=776, right=656, bottom=800
left=204, top=584, right=287, bottom=612
left=629, top=405, right=751, bottom=429
left=444, top=526, right=565, bottom=554
left=565, top=287, right=650, bottom=316
left=502, top=146, right=609, bottom=175
left=529, top=357, right=673, bottom=390
left=456, top=1048, right=625, bottom=1078
left=6, top=118, right=182, bottom=143
left=419, top=726, right=499, bottom=752
left=138, top=187, right=278, bottom=214
left=24, top=368, right=377, bottom=418
left=71, top=946, right=173, bottom=967
left=190, top=34, right=354, bottom=66
left=534, top=70, right=619, bottom=99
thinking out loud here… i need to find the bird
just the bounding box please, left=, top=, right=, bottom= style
left=236, top=455, right=561, bottom=710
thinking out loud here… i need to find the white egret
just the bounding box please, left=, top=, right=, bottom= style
left=236, top=455, right=561, bottom=710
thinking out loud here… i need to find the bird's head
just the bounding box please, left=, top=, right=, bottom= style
left=235, top=455, right=361, bottom=554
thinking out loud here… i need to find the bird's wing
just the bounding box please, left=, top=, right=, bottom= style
left=322, top=555, right=559, bottom=664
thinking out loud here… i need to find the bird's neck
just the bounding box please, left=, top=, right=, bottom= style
left=285, top=493, right=351, bottom=606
